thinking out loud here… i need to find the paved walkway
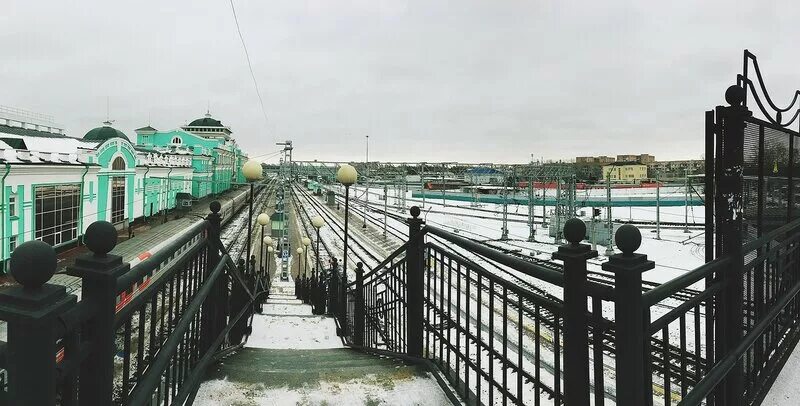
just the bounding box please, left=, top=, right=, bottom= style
left=195, top=276, right=456, bottom=405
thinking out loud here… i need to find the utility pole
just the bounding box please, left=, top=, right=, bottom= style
left=528, top=176, right=535, bottom=242
left=420, top=163, right=426, bottom=208
left=501, top=174, right=509, bottom=240
left=554, top=178, right=562, bottom=244
left=684, top=168, right=690, bottom=233
left=656, top=171, right=661, bottom=240
left=605, top=171, right=614, bottom=256
left=383, top=184, right=388, bottom=237
left=441, top=163, right=446, bottom=207
left=363, top=135, right=369, bottom=229
left=541, top=179, right=547, bottom=228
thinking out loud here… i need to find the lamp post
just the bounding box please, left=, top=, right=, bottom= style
left=242, top=159, right=263, bottom=275
left=311, top=216, right=325, bottom=312
left=266, top=245, right=274, bottom=279
left=257, top=213, right=269, bottom=274
left=297, top=247, right=305, bottom=301
left=336, top=164, right=358, bottom=278
left=263, top=236, right=273, bottom=278
left=302, top=237, right=311, bottom=304
left=364, top=135, right=369, bottom=229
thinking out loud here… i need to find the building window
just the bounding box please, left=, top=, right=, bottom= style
left=9, top=235, right=17, bottom=252
left=172, top=136, right=182, bottom=144
left=9, top=193, right=17, bottom=217
left=35, top=184, right=80, bottom=246
left=111, top=177, right=126, bottom=224
left=112, top=157, right=125, bottom=170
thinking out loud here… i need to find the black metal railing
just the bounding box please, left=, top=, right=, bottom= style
left=0, top=200, right=272, bottom=405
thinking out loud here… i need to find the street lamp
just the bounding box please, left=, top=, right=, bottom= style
left=242, top=159, right=263, bottom=274
left=311, top=216, right=325, bottom=313
left=257, top=213, right=269, bottom=274
left=336, top=164, right=358, bottom=278
left=302, top=236, right=311, bottom=303
left=296, top=247, right=305, bottom=301
left=263, top=236, right=273, bottom=278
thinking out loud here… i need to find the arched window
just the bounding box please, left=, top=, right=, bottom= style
left=112, top=156, right=125, bottom=170
left=172, top=136, right=182, bottom=144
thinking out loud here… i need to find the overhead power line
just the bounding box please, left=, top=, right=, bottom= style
left=229, top=0, right=270, bottom=128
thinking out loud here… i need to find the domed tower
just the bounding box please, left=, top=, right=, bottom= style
left=83, top=120, right=130, bottom=143
left=181, top=111, right=232, bottom=141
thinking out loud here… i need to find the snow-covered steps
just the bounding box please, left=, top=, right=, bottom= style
left=197, top=348, right=457, bottom=405
left=260, top=303, right=313, bottom=316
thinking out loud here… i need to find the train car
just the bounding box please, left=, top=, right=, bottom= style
left=115, top=188, right=249, bottom=312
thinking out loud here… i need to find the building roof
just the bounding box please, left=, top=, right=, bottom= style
left=466, top=167, right=503, bottom=175
left=187, top=116, right=223, bottom=127
left=604, top=161, right=646, bottom=166
left=84, top=124, right=130, bottom=142
left=0, top=123, right=67, bottom=138
left=135, top=125, right=158, bottom=132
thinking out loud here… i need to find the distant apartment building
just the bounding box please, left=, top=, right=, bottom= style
left=576, top=156, right=616, bottom=164
left=616, top=154, right=655, bottom=164
left=647, top=159, right=704, bottom=177
left=602, top=162, right=649, bottom=182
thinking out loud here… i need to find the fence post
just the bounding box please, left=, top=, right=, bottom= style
left=406, top=206, right=425, bottom=358
left=714, top=84, right=749, bottom=405
left=354, top=262, right=365, bottom=346
left=0, top=241, right=75, bottom=404
left=201, top=201, right=223, bottom=355
left=339, top=265, right=348, bottom=337
left=328, top=258, right=339, bottom=317
left=229, top=259, right=249, bottom=345
left=553, top=218, right=597, bottom=405
left=603, top=224, right=654, bottom=406
left=67, top=221, right=130, bottom=405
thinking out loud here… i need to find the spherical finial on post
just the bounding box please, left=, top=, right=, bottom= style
left=84, top=221, right=118, bottom=256
left=614, top=224, right=642, bottom=256
left=257, top=213, right=269, bottom=226
left=209, top=200, right=221, bottom=213
left=302, top=237, right=311, bottom=247
left=10, top=240, right=57, bottom=290
left=311, top=216, right=325, bottom=229
left=410, top=206, right=421, bottom=218
left=563, top=218, right=586, bottom=245
left=725, top=85, right=745, bottom=106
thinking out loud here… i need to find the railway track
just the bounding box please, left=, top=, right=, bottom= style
left=296, top=183, right=708, bottom=391
left=347, top=186, right=705, bottom=230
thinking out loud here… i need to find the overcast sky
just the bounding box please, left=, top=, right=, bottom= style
left=2, top=1, right=799, bottom=164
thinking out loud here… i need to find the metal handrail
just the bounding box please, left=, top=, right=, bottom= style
left=680, top=276, right=800, bottom=405
left=642, top=256, right=730, bottom=307
left=742, top=216, right=800, bottom=252
left=125, top=253, right=229, bottom=405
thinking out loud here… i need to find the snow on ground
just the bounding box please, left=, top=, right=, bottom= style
left=246, top=314, right=343, bottom=350
left=761, top=344, right=800, bottom=405
left=195, top=373, right=455, bottom=406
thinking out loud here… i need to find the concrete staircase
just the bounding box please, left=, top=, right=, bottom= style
left=195, top=276, right=456, bottom=405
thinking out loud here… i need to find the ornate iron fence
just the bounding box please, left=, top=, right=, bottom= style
left=0, top=200, right=271, bottom=405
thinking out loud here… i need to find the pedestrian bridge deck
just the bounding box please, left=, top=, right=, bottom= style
left=195, top=277, right=455, bottom=405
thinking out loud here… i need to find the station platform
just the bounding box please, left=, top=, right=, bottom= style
left=45, top=187, right=249, bottom=295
